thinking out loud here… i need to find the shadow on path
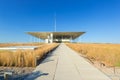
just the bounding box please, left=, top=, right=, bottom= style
left=24, top=71, right=49, bottom=80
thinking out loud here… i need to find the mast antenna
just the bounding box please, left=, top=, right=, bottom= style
left=54, top=12, right=56, bottom=32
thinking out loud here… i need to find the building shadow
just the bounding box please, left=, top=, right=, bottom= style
left=24, top=71, right=49, bottom=80
left=0, top=71, right=49, bottom=80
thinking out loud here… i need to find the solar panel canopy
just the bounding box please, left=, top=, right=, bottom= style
left=27, top=32, right=85, bottom=43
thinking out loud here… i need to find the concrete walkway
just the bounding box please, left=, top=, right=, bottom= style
left=25, top=43, right=111, bottom=80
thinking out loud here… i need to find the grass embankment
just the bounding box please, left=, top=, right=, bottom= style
left=66, top=43, right=120, bottom=67
left=0, top=43, right=58, bottom=67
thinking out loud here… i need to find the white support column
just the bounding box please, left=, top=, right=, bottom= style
left=48, top=35, right=50, bottom=43
left=45, top=39, right=48, bottom=43
left=45, top=33, right=53, bottom=43
left=50, top=33, right=53, bottom=43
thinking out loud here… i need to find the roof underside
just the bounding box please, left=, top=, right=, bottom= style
left=27, top=32, right=85, bottom=40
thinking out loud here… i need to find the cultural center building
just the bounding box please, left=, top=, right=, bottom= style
left=27, top=32, right=85, bottom=43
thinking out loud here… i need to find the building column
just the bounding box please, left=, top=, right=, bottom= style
left=50, top=33, right=53, bottom=43
left=46, top=33, right=53, bottom=43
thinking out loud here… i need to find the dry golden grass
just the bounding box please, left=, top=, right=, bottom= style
left=66, top=43, right=120, bottom=67
left=0, top=43, right=58, bottom=67
left=0, top=42, right=43, bottom=47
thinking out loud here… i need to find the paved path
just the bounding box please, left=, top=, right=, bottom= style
left=25, top=43, right=111, bottom=80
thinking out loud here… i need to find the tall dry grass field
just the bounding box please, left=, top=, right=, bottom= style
left=66, top=43, right=120, bottom=67
left=0, top=43, right=43, bottom=47
left=0, top=43, right=58, bottom=67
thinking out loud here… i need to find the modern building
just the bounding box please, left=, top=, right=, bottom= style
left=27, top=32, right=85, bottom=43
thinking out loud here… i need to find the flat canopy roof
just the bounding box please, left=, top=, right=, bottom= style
left=27, top=32, right=85, bottom=40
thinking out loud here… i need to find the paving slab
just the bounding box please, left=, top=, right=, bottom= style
left=25, top=43, right=111, bottom=80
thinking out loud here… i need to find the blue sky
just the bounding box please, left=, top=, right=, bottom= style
left=0, top=0, right=120, bottom=43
